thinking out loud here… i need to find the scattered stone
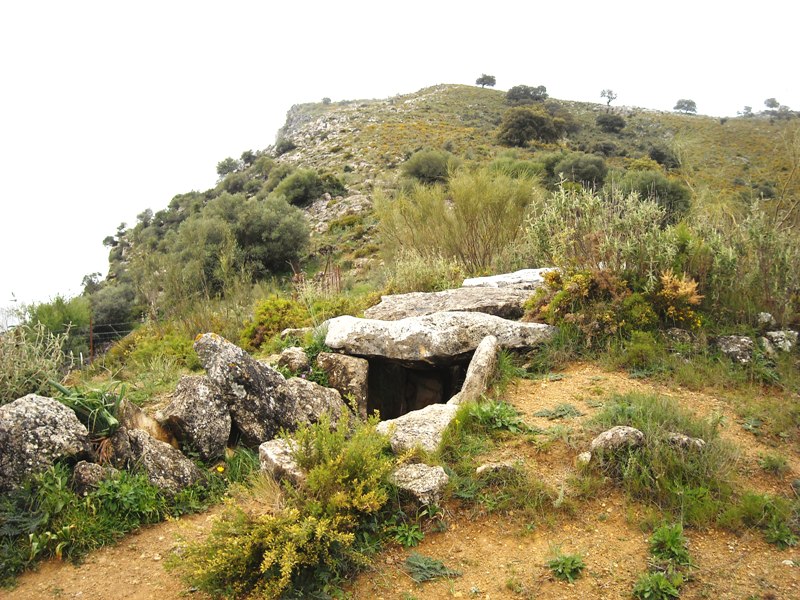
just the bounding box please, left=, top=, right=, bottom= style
left=127, top=429, right=205, bottom=496
left=782, top=559, right=795, bottom=567
left=377, top=403, right=459, bottom=453
left=448, top=336, right=498, bottom=405
left=280, top=327, right=312, bottom=341
left=757, top=312, right=776, bottom=330
left=760, top=337, right=777, bottom=359
left=278, top=346, right=310, bottom=372
left=667, top=432, right=706, bottom=451
left=118, top=398, right=175, bottom=446
left=715, top=335, right=754, bottom=365
left=72, top=461, right=119, bottom=496
left=259, top=438, right=304, bottom=484
left=316, top=352, right=369, bottom=418
left=462, top=268, right=553, bottom=290
left=0, top=395, right=92, bottom=492
left=590, top=426, right=645, bottom=452
left=392, top=463, right=449, bottom=505
left=475, top=460, right=518, bottom=476
left=766, top=330, right=798, bottom=353
left=364, top=287, right=536, bottom=321
left=576, top=451, right=592, bottom=466
left=325, top=312, right=555, bottom=366
left=665, top=328, right=692, bottom=347
left=155, top=375, right=231, bottom=461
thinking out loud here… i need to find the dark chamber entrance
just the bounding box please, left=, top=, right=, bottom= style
left=366, top=357, right=470, bottom=420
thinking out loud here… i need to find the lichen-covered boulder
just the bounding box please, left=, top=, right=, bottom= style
left=284, top=377, right=345, bottom=426
left=377, top=403, right=458, bottom=453
left=667, top=432, right=706, bottom=451
left=589, top=426, right=645, bottom=452
left=127, top=429, right=205, bottom=496
left=363, top=287, right=536, bottom=321
left=448, top=335, right=498, bottom=405
left=72, top=461, right=119, bottom=496
left=715, top=335, right=754, bottom=365
left=325, top=312, right=555, bottom=366
left=392, top=463, right=449, bottom=505
left=766, top=330, right=798, bottom=353
left=315, top=352, right=369, bottom=418
left=155, top=375, right=231, bottom=461
left=462, top=268, right=553, bottom=289
left=0, top=395, right=92, bottom=492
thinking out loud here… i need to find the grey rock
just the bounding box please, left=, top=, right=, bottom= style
left=155, top=375, right=231, bottom=461
left=377, top=403, right=458, bottom=453
left=392, top=463, right=449, bottom=505
left=325, top=312, right=555, bottom=366
left=364, top=287, right=536, bottom=321
left=118, top=398, right=175, bottom=446
left=576, top=451, right=592, bottom=466
left=715, top=335, right=754, bottom=364
left=667, top=432, right=706, bottom=451
left=259, top=438, right=304, bottom=484
left=72, top=461, right=119, bottom=496
left=462, top=268, right=554, bottom=289
left=107, top=426, right=134, bottom=469
left=316, top=352, right=369, bottom=418
left=760, top=337, right=777, bottom=359
left=448, top=336, right=498, bottom=405
left=127, top=429, right=205, bottom=496
left=590, top=426, right=645, bottom=452
left=757, top=312, right=776, bottom=330
left=766, top=330, right=798, bottom=353
left=194, top=333, right=293, bottom=447
left=280, top=327, right=312, bottom=341
left=475, top=460, right=518, bottom=476
left=278, top=347, right=310, bottom=372
left=665, top=328, right=693, bottom=347
left=0, top=395, right=92, bottom=492
left=284, top=377, right=345, bottom=426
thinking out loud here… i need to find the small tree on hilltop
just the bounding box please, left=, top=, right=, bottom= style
left=765, top=98, right=780, bottom=109
left=476, top=74, right=496, bottom=88
left=216, top=157, right=240, bottom=179
left=674, top=99, right=697, bottom=114
left=600, top=89, right=617, bottom=106
left=506, top=85, right=548, bottom=105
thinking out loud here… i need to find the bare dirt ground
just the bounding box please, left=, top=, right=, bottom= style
left=5, top=363, right=799, bottom=600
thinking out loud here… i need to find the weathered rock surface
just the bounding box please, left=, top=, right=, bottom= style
left=278, top=346, right=310, bottom=373
left=107, top=426, right=134, bottom=469
left=325, top=312, right=555, bottom=365
left=127, top=429, right=205, bottom=496
left=259, top=438, right=304, bottom=484
left=194, top=333, right=293, bottom=447
left=280, top=327, right=312, bottom=341
left=715, top=335, right=754, bottom=364
left=72, top=461, right=119, bottom=496
left=462, top=268, right=553, bottom=289
left=392, top=463, right=449, bottom=505
left=589, top=426, right=645, bottom=452
left=316, top=352, right=369, bottom=418
left=284, top=377, right=345, bottom=426
left=0, top=395, right=92, bottom=492
left=757, top=312, right=777, bottom=330
left=665, top=328, right=693, bottom=347
left=118, top=398, right=175, bottom=446
left=363, top=287, right=536, bottom=321
left=155, top=375, right=231, bottom=461
left=448, top=335, right=498, bottom=405
left=576, top=451, right=592, bottom=466
left=377, top=403, right=458, bottom=453
left=667, top=432, right=706, bottom=451
left=475, top=460, right=518, bottom=477
left=766, top=330, right=798, bottom=353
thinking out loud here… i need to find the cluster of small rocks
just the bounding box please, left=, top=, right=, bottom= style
left=578, top=425, right=706, bottom=467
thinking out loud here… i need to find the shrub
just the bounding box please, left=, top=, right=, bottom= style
left=401, top=149, right=459, bottom=184
left=271, top=168, right=324, bottom=206
left=216, top=157, right=239, bottom=178
left=0, top=323, right=68, bottom=405
left=553, top=153, right=608, bottom=187
left=273, top=138, right=296, bottom=156
left=649, top=270, right=703, bottom=328
left=240, top=296, right=307, bottom=351
left=497, top=107, right=563, bottom=147
left=649, top=145, right=680, bottom=169
left=506, top=84, right=548, bottom=105
left=616, top=170, right=692, bottom=224
left=596, top=113, right=626, bottom=133
left=384, top=248, right=465, bottom=294
left=377, top=166, right=542, bottom=273
left=633, top=572, right=680, bottom=599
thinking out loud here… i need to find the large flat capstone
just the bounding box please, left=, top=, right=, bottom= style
left=363, top=287, right=536, bottom=321
left=462, top=268, right=553, bottom=289
left=325, top=311, right=555, bottom=365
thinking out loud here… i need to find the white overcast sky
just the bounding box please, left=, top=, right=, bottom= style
left=1, top=0, right=798, bottom=314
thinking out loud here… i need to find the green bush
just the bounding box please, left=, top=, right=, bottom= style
left=0, top=323, right=68, bottom=405
left=497, top=107, right=563, bottom=147
left=401, top=149, right=460, bottom=184
left=377, top=166, right=542, bottom=273
left=616, top=170, right=692, bottom=224
left=384, top=249, right=465, bottom=294
left=506, top=84, right=548, bottom=104
left=240, top=296, right=308, bottom=351
left=271, top=168, right=324, bottom=206
left=596, top=113, right=626, bottom=133
left=553, top=153, right=608, bottom=187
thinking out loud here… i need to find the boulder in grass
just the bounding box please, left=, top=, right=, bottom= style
left=259, top=438, right=304, bottom=484
left=589, top=426, right=645, bottom=452
left=715, top=335, right=754, bottom=365
left=392, top=463, right=449, bottom=505
left=127, top=429, right=205, bottom=496
left=377, top=403, right=458, bottom=454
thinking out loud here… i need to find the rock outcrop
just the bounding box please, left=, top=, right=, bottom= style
left=155, top=375, right=231, bottom=461
left=284, top=378, right=344, bottom=426
left=316, top=352, right=369, bottom=418
left=448, top=335, right=498, bottom=405
left=72, top=461, right=119, bottom=496
left=127, top=429, right=205, bottom=496
left=364, top=287, right=536, bottom=321
left=0, top=395, right=92, bottom=492
left=462, top=268, right=552, bottom=289
left=325, top=312, right=554, bottom=365
left=715, top=335, right=755, bottom=365
left=377, top=402, right=458, bottom=453
left=392, top=463, right=449, bottom=505
left=278, top=346, right=310, bottom=372
left=766, top=330, right=798, bottom=353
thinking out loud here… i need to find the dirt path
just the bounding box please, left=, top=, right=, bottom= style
left=6, top=363, right=800, bottom=599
